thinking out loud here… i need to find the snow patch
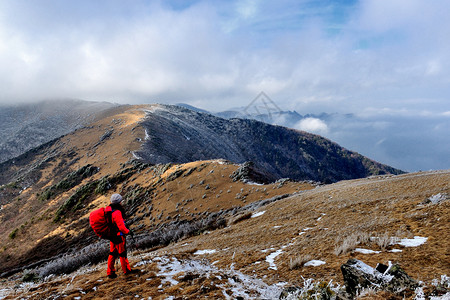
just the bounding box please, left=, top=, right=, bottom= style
left=153, top=255, right=282, bottom=299
left=430, top=292, right=450, bottom=300
left=352, top=260, right=394, bottom=282
left=317, top=213, right=326, bottom=221
left=427, top=193, right=448, bottom=204
left=245, top=181, right=264, bottom=186
left=156, top=257, right=182, bottom=286
left=134, top=260, right=152, bottom=267
left=304, top=260, right=326, bottom=267
left=0, top=289, right=10, bottom=300
left=390, top=249, right=403, bottom=253
left=398, top=236, right=428, bottom=247
left=251, top=211, right=266, bottom=218
left=266, top=250, right=283, bottom=270
left=194, top=249, right=217, bottom=255
left=132, top=151, right=143, bottom=160
left=355, top=248, right=381, bottom=254
left=261, top=248, right=275, bottom=253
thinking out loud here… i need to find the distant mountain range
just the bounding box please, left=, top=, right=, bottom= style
left=177, top=102, right=344, bottom=132
left=0, top=100, right=118, bottom=163
left=138, top=105, right=403, bottom=183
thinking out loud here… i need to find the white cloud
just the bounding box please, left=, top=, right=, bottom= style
left=295, top=117, right=328, bottom=135
left=0, top=0, right=449, bottom=172
left=0, top=0, right=449, bottom=115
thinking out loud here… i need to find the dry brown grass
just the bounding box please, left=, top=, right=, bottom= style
left=289, top=254, right=313, bottom=270
left=228, top=211, right=253, bottom=225
left=374, top=232, right=392, bottom=249
left=334, top=230, right=371, bottom=255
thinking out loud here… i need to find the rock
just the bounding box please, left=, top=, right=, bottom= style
left=279, top=286, right=300, bottom=299
left=229, top=161, right=254, bottom=182
left=229, top=161, right=273, bottom=184
left=382, top=264, right=417, bottom=294
left=341, top=259, right=417, bottom=297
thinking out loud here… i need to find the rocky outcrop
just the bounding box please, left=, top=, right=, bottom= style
left=229, top=161, right=275, bottom=184
left=341, top=259, right=418, bottom=298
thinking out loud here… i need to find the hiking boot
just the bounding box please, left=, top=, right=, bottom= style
left=108, top=272, right=117, bottom=279
left=124, top=269, right=139, bottom=275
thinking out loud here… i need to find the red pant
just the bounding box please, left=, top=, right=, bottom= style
left=107, top=236, right=131, bottom=275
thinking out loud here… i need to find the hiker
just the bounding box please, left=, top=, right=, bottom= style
left=106, top=193, right=136, bottom=278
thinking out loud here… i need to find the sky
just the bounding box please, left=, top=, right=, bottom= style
left=0, top=0, right=449, bottom=171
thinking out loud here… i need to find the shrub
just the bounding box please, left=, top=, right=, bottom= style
left=95, top=176, right=111, bottom=195
left=39, top=165, right=98, bottom=201
left=36, top=242, right=109, bottom=278
left=334, top=235, right=358, bottom=256
left=137, top=214, right=226, bottom=250
left=166, top=169, right=185, bottom=181
left=375, top=232, right=391, bottom=249
left=289, top=254, right=312, bottom=270
left=54, top=181, right=97, bottom=222
left=228, top=212, right=252, bottom=225
left=280, top=278, right=338, bottom=299
left=334, top=231, right=371, bottom=256
left=9, top=228, right=18, bottom=239
left=22, top=271, right=39, bottom=283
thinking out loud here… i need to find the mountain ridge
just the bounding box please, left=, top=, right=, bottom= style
left=137, top=104, right=403, bottom=183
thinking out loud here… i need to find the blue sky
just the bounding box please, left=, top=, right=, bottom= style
left=0, top=0, right=449, bottom=171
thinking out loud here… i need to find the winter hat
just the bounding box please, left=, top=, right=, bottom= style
left=110, top=193, right=123, bottom=204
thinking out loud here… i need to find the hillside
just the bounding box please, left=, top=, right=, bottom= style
left=0, top=100, right=118, bottom=164
left=1, top=170, right=448, bottom=299
left=0, top=103, right=436, bottom=299
left=0, top=104, right=320, bottom=275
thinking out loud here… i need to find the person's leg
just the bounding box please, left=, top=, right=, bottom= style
left=107, top=241, right=119, bottom=277
left=117, top=236, right=131, bottom=273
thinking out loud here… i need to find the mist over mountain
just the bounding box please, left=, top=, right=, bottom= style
left=0, top=100, right=118, bottom=163
left=180, top=103, right=450, bottom=172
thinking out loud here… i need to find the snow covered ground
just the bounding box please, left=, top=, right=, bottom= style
left=140, top=255, right=283, bottom=299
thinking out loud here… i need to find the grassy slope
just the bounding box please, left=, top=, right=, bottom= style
left=1, top=170, right=448, bottom=299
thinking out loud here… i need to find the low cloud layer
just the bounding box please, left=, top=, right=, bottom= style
left=295, top=118, right=329, bottom=135
left=323, top=111, right=450, bottom=172
left=0, top=0, right=449, bottom=171
left=0, top=1, right=449, bottom=112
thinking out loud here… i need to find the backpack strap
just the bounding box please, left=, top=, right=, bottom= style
left=105, top=209, right=113, bottom=227
left=105, top=206, right=119, bottom=236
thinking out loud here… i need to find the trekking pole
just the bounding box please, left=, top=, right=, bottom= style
left=130, top=234, right=145, bottom=264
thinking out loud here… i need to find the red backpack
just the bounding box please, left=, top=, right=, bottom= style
left=89, top=207, right=119, bottom=242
